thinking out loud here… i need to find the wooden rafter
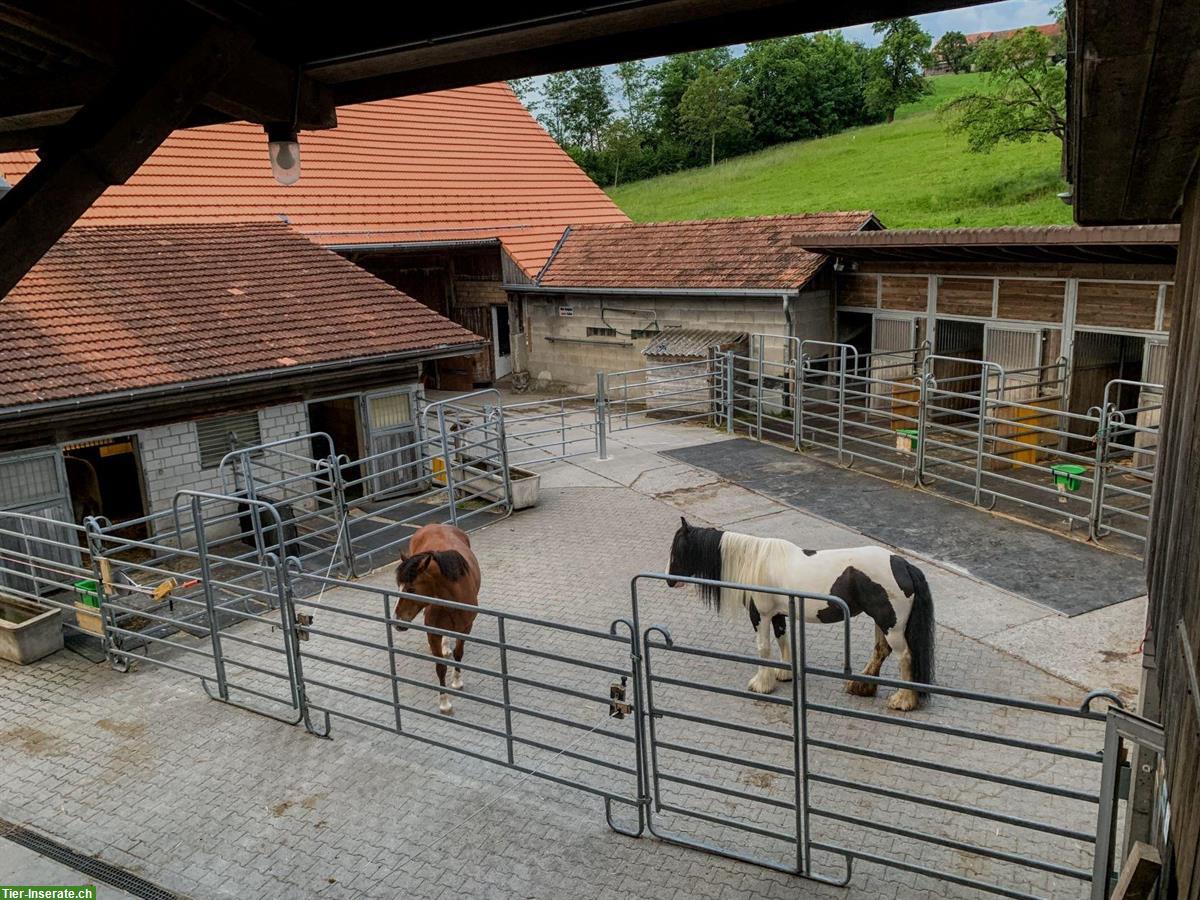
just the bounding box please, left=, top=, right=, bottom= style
left=0, top=26, right=250, bottom=299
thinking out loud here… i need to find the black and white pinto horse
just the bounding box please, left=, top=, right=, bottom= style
left=666, top=518, right=935, bottom=711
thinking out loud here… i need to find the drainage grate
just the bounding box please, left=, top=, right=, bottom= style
left=0, top=818, right=182, bottom=900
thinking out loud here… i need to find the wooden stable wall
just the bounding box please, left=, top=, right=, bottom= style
left=343, top=246, right=507, bottom=388
left=1145, top=172, right=1200, bottom=899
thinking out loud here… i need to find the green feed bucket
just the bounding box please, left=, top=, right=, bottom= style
left=1051, top=463, right=1087, bottom=493
left=74, top=578, right=100, bottom=608
left=895, top=428, right=920, bottom=453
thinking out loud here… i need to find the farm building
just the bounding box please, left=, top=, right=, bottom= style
left=0, top=221, right=483, bottom=538
left=505, top=213, right=881, bottom=391
left=797, top=224, right=1178, bottom=421
left=0, top=83, right=627, bottom=389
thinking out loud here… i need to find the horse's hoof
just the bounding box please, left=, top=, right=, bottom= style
left=450, top=673, right=463, bottom=691
left=846, top=680, right=877, bottom=697
left=439, top=694, right=453, bottom=715
left=887, top=690, right=918, bottom=711
left=747, top=675, right=776, bottom=694
left=775, top=668, right=793, bottom=682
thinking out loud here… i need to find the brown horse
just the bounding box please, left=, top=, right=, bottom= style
left=394, top=524, right=481, bottom=715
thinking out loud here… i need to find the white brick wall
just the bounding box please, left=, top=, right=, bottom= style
left=137, top=402, right=310, bottom=529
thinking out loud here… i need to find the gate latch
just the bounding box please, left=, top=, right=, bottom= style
left=296, top=612, right=313, bottom=642
left=609, top=677, right=632, bottom=719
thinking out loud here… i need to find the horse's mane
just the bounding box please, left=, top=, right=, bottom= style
left=678, top=525, right=725, bottom=609
left=716, top=531, right=795, bottom=620
left=396, top=549, right=470, bottom=585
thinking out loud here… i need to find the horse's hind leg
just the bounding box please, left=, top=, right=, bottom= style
left=884, top=627, right=919, bottom=712
left=430, top=632, right=453, bottom=715
left=450, top=638, right=465, bottom=690
left=847, top=625, right=891, bottom=697
left=771, top=614, right=792, bottom=681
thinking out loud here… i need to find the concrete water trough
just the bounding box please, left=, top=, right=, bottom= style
left=0, top=595, right=63, bottom=664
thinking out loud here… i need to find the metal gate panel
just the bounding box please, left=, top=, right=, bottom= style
left=0, top=448, right=79, bottom=597
left=362, top=387, right=421, bottom=496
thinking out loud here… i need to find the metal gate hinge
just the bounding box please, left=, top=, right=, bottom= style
left=609, top=677, right=631, bottom=719
left=296, top=612, right=313, bottom=642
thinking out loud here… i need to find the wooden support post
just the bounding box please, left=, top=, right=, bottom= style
left=0, top=26, right=250, bottom=299
left=1110, top=842, right=1161, bottom=900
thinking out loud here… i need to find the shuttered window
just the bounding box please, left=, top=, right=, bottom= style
left=196, top=412, right=262, bottom=469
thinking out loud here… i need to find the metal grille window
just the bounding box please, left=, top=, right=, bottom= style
left=367, top=393, right=413, bottom=430
left=0, top=452, right=63, bottom=508
left=196, top=412, right=262, bottom=469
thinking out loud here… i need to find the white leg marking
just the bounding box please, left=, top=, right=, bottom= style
left=441, top=636, right=455, bottom=658
left=747, top=620, right=778, bottom=694
left=439, top=692, right=453, bottom=715
left=450, top=668, right=463, bottom=690
left=884, top=628, right=918, bottom=711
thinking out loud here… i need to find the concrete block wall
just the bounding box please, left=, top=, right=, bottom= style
left=518, top=290, right=833, bottom=392
left=137, top=401, right=310, bottom=532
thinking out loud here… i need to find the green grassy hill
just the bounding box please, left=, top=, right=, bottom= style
left=608, top=74, right=1072, bottom=228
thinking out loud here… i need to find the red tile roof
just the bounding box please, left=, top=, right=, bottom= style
left=0, top=83, right=629, bottom=278
left=534, top=213, right=879, bottom=292
left=965, top=23, right=1060, bottom=43
left=1, top=222, right=483, bottom=409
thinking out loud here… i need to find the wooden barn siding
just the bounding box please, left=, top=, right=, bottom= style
left=879, top=275, right=928, bottom=311
left=837, top=273, right=879, bottom=307
left=937, top=277, right=994, bottom=317
left=1146, top=171, right=1200, bottom=899
left=996, top=279, right=1066, bottom=322
left=852, top=259, right=1176, bottom=281
left=1075, top=280, right=1159, bottom=329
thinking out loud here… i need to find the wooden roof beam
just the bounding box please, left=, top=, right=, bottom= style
left=0, top=1, right=336, bottom=135
left=0, top=26, right=249, bottom=299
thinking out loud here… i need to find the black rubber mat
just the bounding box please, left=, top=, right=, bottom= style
left=665, top=438, right=1146, bottom=616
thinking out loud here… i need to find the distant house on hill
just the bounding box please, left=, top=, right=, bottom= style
left=927, top=22, right=1063, bottom=75
left=0, top=83, right=628, bottom=389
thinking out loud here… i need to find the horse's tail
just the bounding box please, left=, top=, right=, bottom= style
left=903, top=561, right=935, bottom=701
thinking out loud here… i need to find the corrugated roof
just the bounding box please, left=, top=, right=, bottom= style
left=0, top=83, right=629, bottom=278
left=1, top=222, right=483, bottom=410
left=642, top=329, right=747, bottom=358
left=535, top=213, right=879, bottom=292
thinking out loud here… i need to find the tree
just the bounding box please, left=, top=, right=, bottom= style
left=934, top=30, right=970, bottom=73
left=614, top=60, right=655, bottom=134
left=603, top=118, right=643, bottom=186
left=864, top=18, right=932, bottom=123
left=563, top=67, right=612, bottom=152
left=739, top=34, right=873, bottom=146
left=539, top=71, right=575, bottom=143
left=653, top=47, right=733, bottom=134
left=507, top=77, right=539, bottom=115
left=677, top=67, right=751, bottom=166
left=938, top=27, right=1066, bottom=152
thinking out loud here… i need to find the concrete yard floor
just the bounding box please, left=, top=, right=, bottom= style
left=0, top=411, right=1146, bottom=899
left=665, top=438, right=1146, bottom=616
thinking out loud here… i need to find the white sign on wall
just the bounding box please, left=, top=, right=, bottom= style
left=558, top=306, right=574, bottom=317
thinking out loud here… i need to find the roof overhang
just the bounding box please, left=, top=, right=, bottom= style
left=504, top=283, right=802, bottom=298
left=0, top=341, right=486, bottom=422
left=1067, top=0, right=1200, bottom=224
left=795, top=225, right=1180, bottom=265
